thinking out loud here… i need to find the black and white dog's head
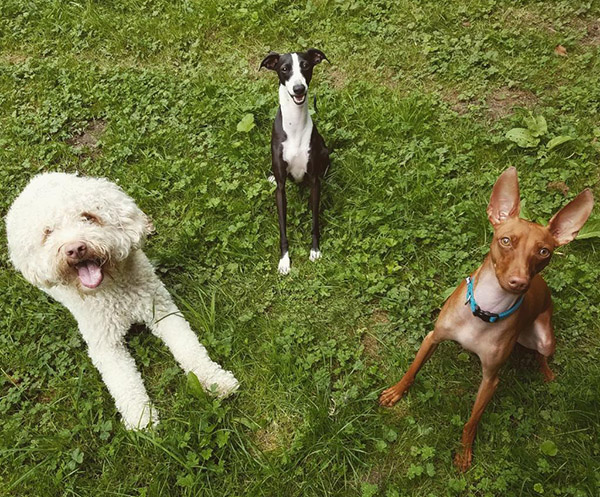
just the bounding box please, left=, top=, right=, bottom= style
left=260, top=49, right=328, bottom=105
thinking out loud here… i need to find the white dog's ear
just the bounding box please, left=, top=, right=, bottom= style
left=126, top=206, right=154, bottom=248
left=98, top=179, right=153, bottom=250
left=144, top=215, right=155, bottom=236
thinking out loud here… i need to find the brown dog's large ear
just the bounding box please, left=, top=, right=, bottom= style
left=306, top=48, right=329, bottom=65
left=260, top=52, right=280, bottom=70
left=487, top=167, right=521, bottom=227
left=548, top=189, right=594, bottom=246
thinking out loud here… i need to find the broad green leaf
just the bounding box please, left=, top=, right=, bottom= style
left=524, top=114, right=547, bottom=137
left=576, top=219, right=600, bottom=240
left=71, top=448, right=84, bottom=464
left=540, top=440, right=558, bottom=456
left=375, top=439, right=388, bottom=451
left=236, top=113, right=255, bottom=132
left=360, top=482, right=378, bottom=497
left=506, top=128, right=540, bottom=148
left=187, top=371, right=206, bottom=400
left=216, top=431, right=230, bottom=448
left=547, top=135, right=574, bottom=150
left=448, top=478, right=467, bottom=492
left=384, top=427, right=398, bottom=442
left=534, top=483, right=544, bottom=494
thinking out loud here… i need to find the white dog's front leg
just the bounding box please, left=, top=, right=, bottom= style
left=148, top=300, right=239, bottom=398
left=86, top=339, right=158, bottom=430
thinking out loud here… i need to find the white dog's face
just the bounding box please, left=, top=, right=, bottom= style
left=6, top=173, right=153, bottom=291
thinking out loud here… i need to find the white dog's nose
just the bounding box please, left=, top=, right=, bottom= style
left=64, top=242, right=87, bottom=260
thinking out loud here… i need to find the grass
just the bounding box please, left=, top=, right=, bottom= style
left=1, top=0, right=599, bottom=495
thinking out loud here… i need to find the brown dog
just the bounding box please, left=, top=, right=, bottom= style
left=380, top=167, right=594, bottom=471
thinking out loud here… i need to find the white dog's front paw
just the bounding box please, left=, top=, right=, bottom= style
left=309, top=249, right=322, bottom=262
left=278, top=252, right=290, bottom=275
left=122, top=403, right=159, bottom=430
left=213, top=370, right=240, bottom=399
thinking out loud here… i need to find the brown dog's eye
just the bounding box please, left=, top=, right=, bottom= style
left=500, top=237, right=511, bottom=246
left=539, top=248, right=550, bottom=257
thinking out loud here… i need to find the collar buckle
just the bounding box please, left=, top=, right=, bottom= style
left=472, top=305, right=499, bottom=323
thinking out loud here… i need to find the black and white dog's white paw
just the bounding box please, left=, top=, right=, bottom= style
left=309, top=249, right=321, bottom=262
left=278, top=252, right=291, bottom=275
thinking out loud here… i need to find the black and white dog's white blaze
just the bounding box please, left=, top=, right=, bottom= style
left=260, top=49, right=330, bottom=275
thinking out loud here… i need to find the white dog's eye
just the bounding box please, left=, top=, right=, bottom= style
left=81, top=212, right=100, bottom=224
left=42, top=227, right=53, bottom=242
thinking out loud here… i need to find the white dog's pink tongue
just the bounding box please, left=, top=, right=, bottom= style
left=77, top=261, right=103, bottom=288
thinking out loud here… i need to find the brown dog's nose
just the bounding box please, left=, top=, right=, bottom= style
left=508, top=276, right=528, bottom=292
left=64, top=242, right=87, bottom=260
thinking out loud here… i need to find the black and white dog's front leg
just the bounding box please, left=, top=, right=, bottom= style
left=275, top=176, right=291, bottom=274
left=309, top=175, right=321, bottom=261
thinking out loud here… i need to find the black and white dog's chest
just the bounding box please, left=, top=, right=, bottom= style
left=276, top=112, right=313, bottom=182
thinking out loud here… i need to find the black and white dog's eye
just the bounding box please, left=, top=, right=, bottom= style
left=281, top=66, right=288, bottom=72
left=301, top=61, right=309, bottom=69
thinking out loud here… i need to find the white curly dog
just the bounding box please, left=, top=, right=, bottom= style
left=6, top=172, right=239, bottom=429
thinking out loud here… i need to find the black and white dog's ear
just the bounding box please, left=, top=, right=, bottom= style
left=306, top=48, right=329, bottom=65
left=260, top=52, right=280, bottom=70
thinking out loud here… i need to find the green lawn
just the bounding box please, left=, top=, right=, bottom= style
left=1, top=1, right=599, bottom=495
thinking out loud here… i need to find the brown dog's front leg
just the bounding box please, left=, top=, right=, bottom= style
left=379, top=331, right=439, bottom=407
left=536, top=352, right=555, bottom=382
left=454, top=373, right=499, bottom=472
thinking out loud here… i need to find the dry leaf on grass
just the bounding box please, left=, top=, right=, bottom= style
left=554, top=44, right=567, bottom=56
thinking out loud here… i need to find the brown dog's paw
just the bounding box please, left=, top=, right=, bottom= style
left=379, top=385, right=405, bottom=407
left=453, top=449, right=473, bottom=472
left=543, top=370, right=556, bottom=383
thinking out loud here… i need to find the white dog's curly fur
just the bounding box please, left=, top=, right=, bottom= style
left=6, top=172, right=239, bottom=429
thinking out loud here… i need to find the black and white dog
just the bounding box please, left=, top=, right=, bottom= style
left=260, top=49, right=330, bottom=275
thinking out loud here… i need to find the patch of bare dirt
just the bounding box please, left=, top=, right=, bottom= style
left=503, top=7, right=556, bottom=33
left=0, top=53, right=29, bottom=64
left=370, top=309, right=390, bottom=325
left=547, top=181, right=570, bottom=196
left=68, top=120, right=106, bottom=153
left=327, top=68, right=348, bottom=89
left=38, top=390, right=56, bottom=403
left=487, top=86, right=538, bottom=120
left=360, top=309, right=390, bottom=359
left=361, top=332, right=379, bottom=359
left=581, top=19, right=600, bottom=46
left=441, top=88, right=473, bottom=115
left=363, top=468, right=385, bottom=486
left=254, top=421, right=291, bottom=453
